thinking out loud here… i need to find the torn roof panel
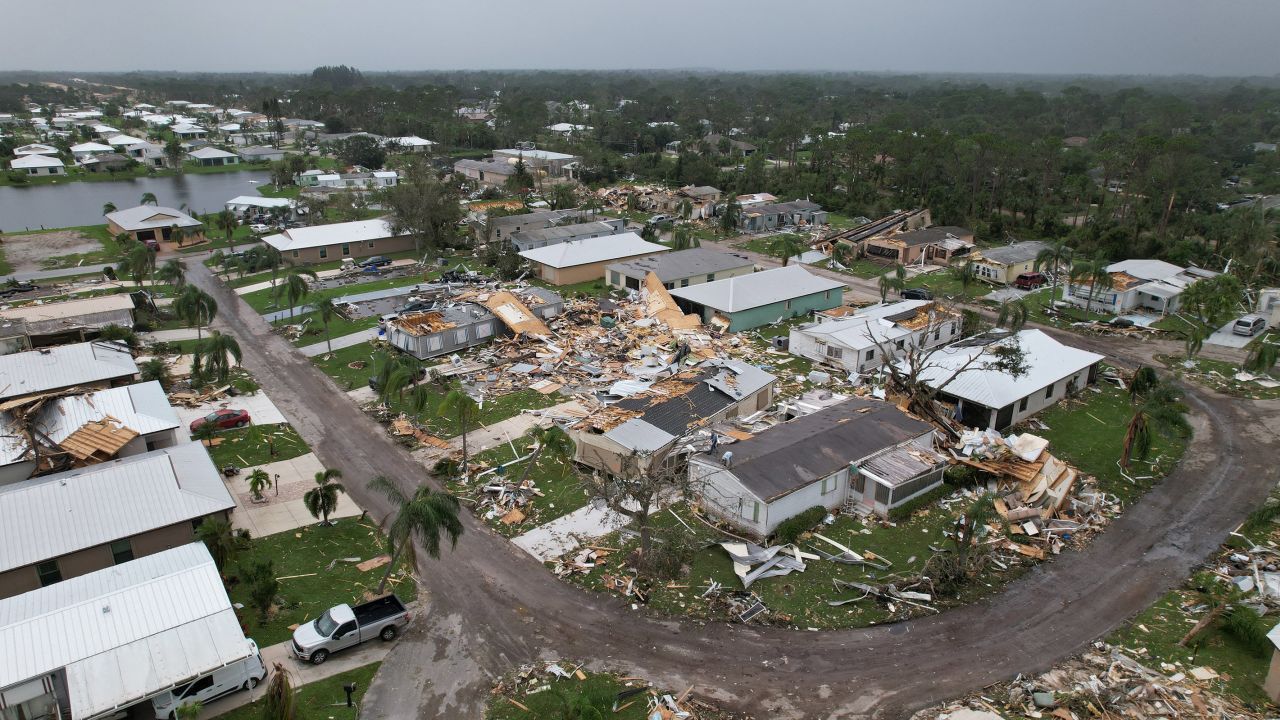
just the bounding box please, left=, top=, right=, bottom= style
left=481, top=291, right=552, bottom=336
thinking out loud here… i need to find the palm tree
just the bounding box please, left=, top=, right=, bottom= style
left=155, top=258, right=186, bottom=289
left=217, top=208, right=239, bottom=250
left=196, top=330, right=242, bottom=383
left=117, top=243, right=155, bottom=287
left=996, top=299, right=1029, bottom=332
left=1128, top=366, right=1160, bottom=400
left=138, top=357, right=172, bottom=390
left=671, top=226, right=697, bottom=251
left=951, top=259, right=977, bottom=295
left=440, top=388, right=479, bottom=479
left=140, top=192, right=158, bottom=206
left=878, top=263, right=906, bottom=302
left=770, top=234, right=804, bottom=267
left=309, top=296, right=339, bottom=354
left=96, top=324, right=137, bottom=347
left=1245, top=342, right=1278, bottom=374
left=102, top=201, right=117, bottom=215
left=719, top=200, right=740, bottom=234
left=263, top=663, right=296, bottom=720
left=514, top=425, right=575, bottom=488
left=194, top=517, right=251, bottom=572
left=366, top=476, right=463, bottom=594
left=1085, top=253, right=1114, bottom=316
left=1121, top=383, right=1191, bottom=468
left=1034, top=239, right=1074, bottom=307
left=276, top=267, right=316, bottom=320
left=247, top=469, right=272, bottom=502
left=171, top=225, right=187, bottom=248
left=175, top=285, right=218, bottom=339
left=303, top=469, right=345, bottom=525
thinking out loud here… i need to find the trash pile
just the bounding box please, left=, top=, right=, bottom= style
left=491, top=662, right=734, bottom=719
left=951, top=430, right=1116, bottom=554
left=916, top=642, right=1269, bottom=720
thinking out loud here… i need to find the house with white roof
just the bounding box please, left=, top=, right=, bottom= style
left=235, top=145, right=285, bottom=163
left=0, top=293, right=136, bottom=352
left=0, top=341, right=138, bottom=402
left=224, top=195, right=296, bottom=220
left=0, top=442, right=234, bottom=598
left=69, top=141, right=114, bottom=163
left=104, top=133, right=148, bottom=148
left=9, top=154, right=65, bottom=176
left=13, top=143, right=57, bottom=158
left=0, top=543, right=259, bottom=720
left=1062, top=258, right=1219, bottom=316
left=492, top=147, right=581, bottom=176
left=172, top=124, right=208, bottom=140
left=668, top=265, right=846, bottom=332
left=122, top=140, right=169, bottom=168
left=789, top=299, right=962, bottom=375
left=0, top=381, right=181, bottom=484
left=518, top=232, right=669, bottom=286
left=106, top=205, right=203, bottom=245
left=262, top=217, right=414, bottom=263
left=384, top=135, right=437, bottom=152
left=906, top=329, right=1104, bottom=430
left=187, top=146, right=239, bottom=167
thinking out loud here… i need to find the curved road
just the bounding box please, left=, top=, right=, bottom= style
left=189, top=262, right=1280, bottom=719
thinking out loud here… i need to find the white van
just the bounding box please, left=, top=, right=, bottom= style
left=1233, top=314, right=1266, bottom=337
left=150, top=640, right=267, bottom=718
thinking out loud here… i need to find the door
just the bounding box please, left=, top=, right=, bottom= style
left=332, top=620, right=360, bottom=651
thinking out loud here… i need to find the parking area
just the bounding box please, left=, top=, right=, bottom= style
left=175, top=391, right=288, bottom=439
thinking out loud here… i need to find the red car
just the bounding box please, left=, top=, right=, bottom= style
left=1014, top=272, right=1048, bottom=290
left=190, top=408, right=250, bottom=432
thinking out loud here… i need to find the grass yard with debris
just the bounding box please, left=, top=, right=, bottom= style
left=239, top=272, right=433, bottom=314
left=1157, top=354, right=1280, bottom=401
left=277, top=311, right=380, bottom=348
left=1019, top=371, right=1188, bottom=505
left=211, top=662, right=380, bottom=720
left=450, top=438, right=592, bottom=539
left=487, top=671, right=687, bottom=720
left=205, top=423, right=310, bottom=468
left=228, top=519, right=415, bottom=647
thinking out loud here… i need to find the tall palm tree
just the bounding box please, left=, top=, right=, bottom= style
left=1121, top=383, right=1191, bottom=468
left=117, top=243, right=155, bottom=287
left=770, top=234, right=804, bottom=267
left=719, top=200, right=740, bottom=234
left=194, top=517, right=251, bottom=572
left=309, top=296, right=339, bottom=354
left=440, top=388, right=479, bottom=480
left=996, top=299, right=1029, bottom=332
left=140, top=192, right=158, bottom=206
left=196, top=330, right=242, bottom=382
left=366, top=476, right=463, bottom=594
left=155, top=258, right=187, bottom=289
left=878, top=263, right=906, bottom=302
left=276, top=267, right=316, bottom=320
left=217, top=208, right=238, bottom=247
left=175, top=285, right=218, bottom=339
left=102, top=201, right=117, bottom=215
left=1034, top=239, right=1074, bottom=307
left=514, top=425, right=575, bottom=488
left=1086, top=253, right=1113, bottom=316
left=303, top=469, right=345, bottom=525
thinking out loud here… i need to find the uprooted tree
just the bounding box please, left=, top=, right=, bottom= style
left=923, top=492, right=1001, bottom=594
left=579, top=449, right=690, bottom=570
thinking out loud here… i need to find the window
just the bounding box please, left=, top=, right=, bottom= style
left=341, top=243, right=350, bottom=256
left=183, top=676, right=215, bottom=698
left=933, top=327, right=940, bottom=340
left=784, top=299, right=792, bottom=311
left=454, top=328, right=468, bottom=344
left=821, top=476, right=837, bottom=495
left=824, top=289, right=831, bottom=300
left=950, top=321, right=958, bottom=336
left=826, top=346, right=843, bottom=359
left=865, top=349, right=874, bottom=361
left=109, top=538, right=134, bottom=565
left=36, top=560, right=61, bottom=587
left=476, top=322, right=492, bottom=338
left=1045, top=383, right=1055, bottom=398
left=292, top=250, right=300, bottom=259
left=707, top=274, right=715, bottom=283
left=1018, top=397, right=1028, bottom=412
left=610, top=271, right=620, bottom=286
left=680, top=279, right=689, bottom=287
left=192, top=518, right=204, bottom=534
left=335, top=621, right=357, bottom=638
left=318, top=247, right=327, bottom=259
left=367, top=240, right=375, bottom=248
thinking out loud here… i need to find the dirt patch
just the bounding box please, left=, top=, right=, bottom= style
left=4, top=230, right=105, bottom=273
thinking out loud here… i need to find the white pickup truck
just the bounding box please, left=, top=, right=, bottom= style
left=291, top=595, right=409, bottom=664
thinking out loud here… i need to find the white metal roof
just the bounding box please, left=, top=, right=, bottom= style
left=0, top=543, right=252, bottom=719
left=105, top=134, right=147, bottom=147
left=798, top=299, right=934, bottom=351
left=262, top=217, right=401, bottom=252
left=187, top=146, right=236, bottom=160
left=494, top=148, right=578, bottom=161
left=1107, top=258, right=1185, bottom=282
left=14, top=143, right=58, bottom=156
left=0, top=341, right=137, bottom=401
left=0, top=293, right=134, bottom=324
left=11, top=155, right=64, bottom=169
left=105, top=205, right=202, bottom=232
left=225, top=195, right=294, bottom=209
left=518, top=232, right=668, bottom=269
left=0, top=443, right=232, bottom=574
left=669, top=265, right=845, bottom=313
left=385, top=135, right=436, bottom=147
left=70, top=142, right=113, bottom=153
left=911, top=330, right=1104, bottom=410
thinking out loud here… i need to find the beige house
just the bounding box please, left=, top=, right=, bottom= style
left=519, top=232, right=669, bottom=286
left=0, top=443, right=233, bottom=599
left=105, top=205, right=205, bottom=246
left=262, top=217, right=416, bottom=263
left=969, top=240, right=1049, bottom=285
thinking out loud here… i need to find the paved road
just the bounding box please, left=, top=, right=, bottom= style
left=189, top=261, right=1280, bottom=719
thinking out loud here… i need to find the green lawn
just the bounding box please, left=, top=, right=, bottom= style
left=903, top=269, right=991, bottom=300
left=227, top=519, right=416, bottom=647
left=279, top=312, right=380, bottom=348
left=825, top=212, right=866, bottom=230
left=204, top=423, right=310, bottom=469
left=487, top=672, right=659, bottom=720
left=1016, top=286, right=1116, bottom=327
left=212, top=663, right=380, bottom=720
left=1015, top=372, right=1187, bottom=505
left=1157, top=354, right=1280, bottom=400
left=1107, top=580, right=1274, bottom=712
left=824, top=256, right=891, bottom=279
left=449, top=438, right=591, bottom=538
left=312, top=342, right=380, bottom=390
left=239, top=273, right=430, bottom=314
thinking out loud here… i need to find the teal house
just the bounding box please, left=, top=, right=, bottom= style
left=669, top=265, right=845, bottom=332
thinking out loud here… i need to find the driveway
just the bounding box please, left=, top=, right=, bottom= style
left=188, top=261, right=1280, bottom=719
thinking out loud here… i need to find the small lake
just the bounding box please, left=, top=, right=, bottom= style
left=0, top=171, right=273, bottom=232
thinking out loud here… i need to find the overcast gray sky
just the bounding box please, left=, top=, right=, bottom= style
left=4, top=0, right=1278, bottom=76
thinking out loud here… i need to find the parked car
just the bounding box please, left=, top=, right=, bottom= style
left=150, top=640, right=266, bottom=719
left=900, top=287, right=934, bottom=301
left=291, top=595, right=410, bottom=665
left=189, top=408, right=251, bottom=432
left=358, top=255, right=393, bottom=269
left=1233, top=314, right=1266, bottom=337
left=647, top=214, right=672, bottom=225
left=248, top=223, right=271, bottom=234
left=143, top=238, right=160, bottom=250
left=1013, top=272, right=1048, bottom=290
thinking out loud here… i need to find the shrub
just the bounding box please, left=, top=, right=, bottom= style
left=944, top=464, right=986, bottom=489
left=1223, top=605, right=1272, bottom=658
left=887, top=485, right=954, bottom=523
left=239, top=558, right=279, bottom=623
left=639, top=524, right=699, bottom=581
left=773, top=505, right=827, bottom=545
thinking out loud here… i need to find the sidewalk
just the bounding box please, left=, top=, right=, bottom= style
left=199, top=637, right=392, bottom=718
left=141, top=327, right=203, bottom=342
left=174, top=392, right=289, bottom=440
left=299, top=327, right=381, bottom=357
left=9, top=263, right=112, bottom=282
left=223, top=452, right=364, bottom=537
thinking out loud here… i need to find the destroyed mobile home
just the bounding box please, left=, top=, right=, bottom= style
left=384, top=286, right=563, bottom=360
